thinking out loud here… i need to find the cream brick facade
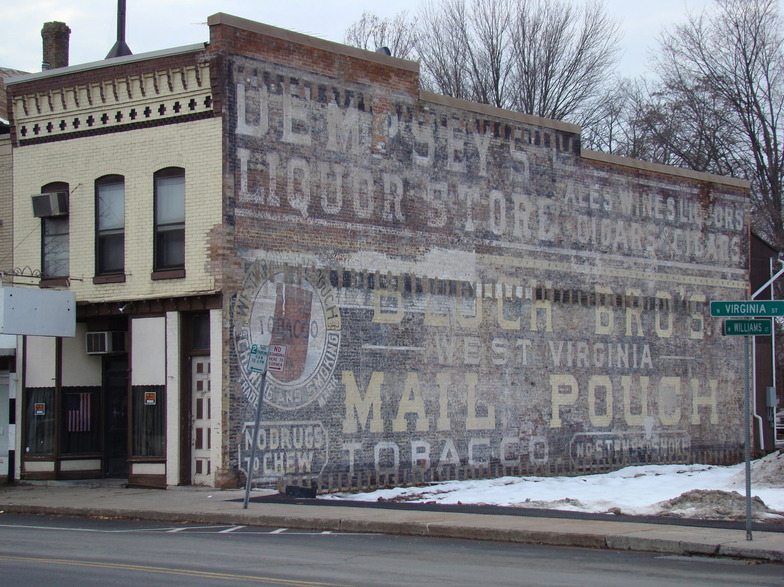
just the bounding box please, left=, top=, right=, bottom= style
left=7, top=46, right=225, bottom=488
left=12, top=118, right=222, bottom=300
left=11, top=57, right=210, bottom=143
left=0, top=135, right=12, bottom=277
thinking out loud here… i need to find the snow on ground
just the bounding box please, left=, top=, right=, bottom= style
left=322, top=451, right=784, bottom=521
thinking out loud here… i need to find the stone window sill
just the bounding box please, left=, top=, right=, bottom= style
left=40, top=277, right=68, bottom=288
left=93, top=274, right=126, bottom=284
left=151, top=268, right=185, bottom=280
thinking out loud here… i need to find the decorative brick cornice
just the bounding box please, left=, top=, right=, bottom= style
left=12, top=61, right=213, bottom=145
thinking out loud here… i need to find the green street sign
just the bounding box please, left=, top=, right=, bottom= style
left=710, top=300, right=784, bottom=317
left=248, top=344, right=270, bottom=373
left=723, top=319, right=773, bottom=336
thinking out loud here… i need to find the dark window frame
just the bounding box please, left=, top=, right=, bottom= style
left=40, top=182, right=69, bottom=279
left=61, top=387, right=101, bottom=455
left=131, top=385, right=166, bottom=458
left=153, top=167, right=185, bottom=272
left=24, top=387, right=55, bottom=456
left=95, top=174, right=126, bottom=276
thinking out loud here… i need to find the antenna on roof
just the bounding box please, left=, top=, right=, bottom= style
left=105, top=0, right=133, bottom=59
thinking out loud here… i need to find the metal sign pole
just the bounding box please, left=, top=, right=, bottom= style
left=712, top=266, right=784, bottom=541
left=243, top=371, right=266, bottom=510
left=744, top=335, right=753, bottom=541
left=240, top=343, right=283, bottom=509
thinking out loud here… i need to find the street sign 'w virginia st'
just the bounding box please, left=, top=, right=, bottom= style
left=709, top=300, right=784, bottom=317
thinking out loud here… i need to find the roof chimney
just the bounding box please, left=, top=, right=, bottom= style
left=41, top=21, right=71, bottom=71
left=105, top=0, right=132, bottom=59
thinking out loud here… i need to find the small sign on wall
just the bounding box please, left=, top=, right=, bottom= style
left=145, top=391, right=157, bottom=406
left=248, top=344, right=270, bottom=373
left=267, top=344, right=287, bottom=372
left=34, top=403, right=45, bottom=416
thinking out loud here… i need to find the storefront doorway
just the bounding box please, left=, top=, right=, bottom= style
left=103, top=356, right=128, bottom=478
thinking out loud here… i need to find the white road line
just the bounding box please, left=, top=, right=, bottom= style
left=0, top=524, right=118, bottom=533
left=218, top=526, right=245, bottom=534
left=0, top=523, right=378, bottom=537
left=158, top=525, right=231, bottom=532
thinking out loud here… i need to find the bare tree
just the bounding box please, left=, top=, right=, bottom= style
left=461, top=0, right=515, bottom=108
left=655, top=0, right=784, bottom=247
left=579, top=77, right=637, bottom=155
left=416, top=0, right=498, bottom=103
left=641, top=79, right=742, bottom=175
left=509, top=0, right=621, bottom=120
left=343, top=11, right=419, bottom=59
left=345, top=0, right=620, bottom=120
left=415, top=1, right=467, bottom=99
left=584, top=75, right=743, bottom=169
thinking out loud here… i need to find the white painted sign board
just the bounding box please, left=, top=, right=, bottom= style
left=0, top=287, right=75, bottom=337
left=267, top=344, right=287, bottom=372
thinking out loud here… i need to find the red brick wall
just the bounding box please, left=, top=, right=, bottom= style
left=212, top=19, right=750, bottom=490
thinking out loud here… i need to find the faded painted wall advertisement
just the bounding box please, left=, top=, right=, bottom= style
left=234, top=262, right=340, bottom=481
left=233, top=262, right=342, bottom=409
left=229, top=56, right=747, bottom=487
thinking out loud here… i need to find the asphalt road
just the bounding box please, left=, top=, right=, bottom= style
left=0, top=513, right=782, bottom=586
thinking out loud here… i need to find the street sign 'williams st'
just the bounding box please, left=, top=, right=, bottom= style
left=723, top=319, right=773, bottom=336
left=710, top=300, right=784, bottom=317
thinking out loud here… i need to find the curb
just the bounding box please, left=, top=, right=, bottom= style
left=4, top=502, right=783, bottom=563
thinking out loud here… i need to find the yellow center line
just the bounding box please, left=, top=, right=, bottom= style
left=0, top=554, right=349, bottom=586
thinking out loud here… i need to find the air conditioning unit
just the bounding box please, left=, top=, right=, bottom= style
left=32, top=191, right=68, bottom=217
left=86, top=331, right=126, bottom=355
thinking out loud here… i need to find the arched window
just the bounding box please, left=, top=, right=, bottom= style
left=153, top=167, right=185, bottom=271
left=40, top=182, right=69, bottom=279
left=95, top=175, right=125, bottom=275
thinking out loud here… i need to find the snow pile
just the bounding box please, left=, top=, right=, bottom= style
left=745, top=449, right=784, bottom=487
left=323, top=456, right=784, bottom=520
left=658, top=489, right=779, bottom=520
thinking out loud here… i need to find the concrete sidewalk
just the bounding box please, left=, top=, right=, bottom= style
left=1, top=483, right=784, bottom=563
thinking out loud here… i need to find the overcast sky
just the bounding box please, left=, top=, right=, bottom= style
left=0, top=0, right=731, bottom=77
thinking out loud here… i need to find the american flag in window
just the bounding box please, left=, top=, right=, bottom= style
left=65, top=393, right=91, bottom=433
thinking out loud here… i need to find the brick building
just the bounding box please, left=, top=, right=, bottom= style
left=6, top=14, right=765, bottom=489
